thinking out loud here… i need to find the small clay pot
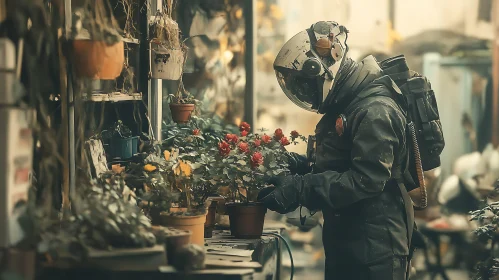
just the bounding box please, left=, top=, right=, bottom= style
left=71, top=40, right=124, bottom=80
left=169, top=103, right=195, bottom=124
left=226, top=202, right=267, bottom=239
left=160, top=212, right=206, bottom=246
left=151, top=226, right=191, bottom=264
left=205, top=201, right=218, bottom=227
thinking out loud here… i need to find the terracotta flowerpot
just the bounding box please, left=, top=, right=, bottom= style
left=150, top=44, right=183, bottom=80
left=71, top=40, right=124, bottom=80
left=160, top=213, right=206, bottom=246
left=169, top=103, right=195, bottom=124
left=227, top=202, right=267, bottom=239
left=204, top=201, right=218, bottom=238
left=205, top=201, right=218, bottom=227
left=151, top=226, right=191, bottom=263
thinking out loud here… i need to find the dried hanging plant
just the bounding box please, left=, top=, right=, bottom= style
left=72, top=0, right=123, bottom=45
left=117, top=49, right=136, bottom=94
left=149, top=0, right=180, bottom=49
left=117, top=0, right=138, bottom=39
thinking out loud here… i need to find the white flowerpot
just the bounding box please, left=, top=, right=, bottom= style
left=150, top=44, right=183, bottom=80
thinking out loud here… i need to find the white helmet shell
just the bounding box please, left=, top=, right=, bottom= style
left=273, top=21, right=349, bottom=113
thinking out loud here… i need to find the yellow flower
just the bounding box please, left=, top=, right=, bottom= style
left=164, top=150, right=171, bottom=161
left=174, top=160, right=192, bottom=177
left=144, top=164, right=157, bottom=172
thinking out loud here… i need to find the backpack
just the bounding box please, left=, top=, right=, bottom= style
left=379, top=55, right=445, bottom=208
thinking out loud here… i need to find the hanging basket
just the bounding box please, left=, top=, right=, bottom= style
left=71, top=40, right=124, bottom=80
left=150, top=44, right=184, bottom=80
left=169, top=103, right=195, bottom=124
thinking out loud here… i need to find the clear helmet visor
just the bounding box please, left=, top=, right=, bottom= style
left=274, top=68, right=322, bottom=112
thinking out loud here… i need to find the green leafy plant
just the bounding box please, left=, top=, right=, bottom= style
left=38, top=173, right=156, bottom=261
left=471, top=193, right=499, bottom=280
left=101, top=120, right=133, bottom=139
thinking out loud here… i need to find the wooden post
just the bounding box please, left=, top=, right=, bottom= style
left=243, top=0, right=256, bottom=130
left=493, top=0, right=499, bottom=147
left=0, top=0, right=6, bottom=22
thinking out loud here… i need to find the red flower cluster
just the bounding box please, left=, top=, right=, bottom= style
left=280, top=136, right=290, bottom=146
left=261, top=134, right=272, bottom=144
left=225, top=134, right=239, bottom=144
left=251, top=152, right=264, bottom=168
left=241, top=130, right=248, bottom=137
left=192, top=129, right=201, bottom=136
left=291, top=130, right=300, bottom=138
left=218, top=141, right=231, bottom=156
left=253, top=139, right=261, bottom=147
left=239, top=122, right=251, bottom=132
left=274, top=128, right=284, bottom=140
left=238, top=142, right=250, bottom=154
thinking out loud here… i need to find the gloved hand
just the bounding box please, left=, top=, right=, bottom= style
left=257, top=175, right=303, bottom=214
left=286, top=152, right=311, bottom=175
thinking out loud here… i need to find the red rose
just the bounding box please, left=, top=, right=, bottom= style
left=239, top=122, right=251, bottom=132
left=291, top=130, right=300, bottom=138
left=218, top=141, right=231, bottom=156
left=274, top=128, right=284, bottom=140
left=280, top=136, right=290, bottom=146
left=225, top=134, right=239, bottom=144
left=253, top=139, right=261, bottom=147
left=241, top=130, right=248, bottom=137
left=238, top=142, right=250, bottom=154
left=192, top=129, right=201, bottom=135
left=261, top=134, right=272, bottom=144
left=251, top=152, right=264, bottom=168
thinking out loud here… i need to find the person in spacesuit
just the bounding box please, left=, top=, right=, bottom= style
left=258, top=21, right=414, bottom=279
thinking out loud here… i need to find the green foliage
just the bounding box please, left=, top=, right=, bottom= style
left=471, top=190, right=499, bottom=280
left=38, top=173, right=156, bottom=261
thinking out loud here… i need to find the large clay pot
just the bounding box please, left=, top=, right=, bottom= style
left=226, top=202, right=267, bottom=239
left=160, top=213, right=206, bottom=246
left=169, top=103, right=195, bottom=124
left=71, top=40, right=124, bottom=80
left=150, top=44, right=183, bottom=80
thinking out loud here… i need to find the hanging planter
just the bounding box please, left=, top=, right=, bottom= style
left=226, top=202, right=267, bottom=239
left=149, top=6, right=183, bottom=80
left=150, top=44, right=184, bottom=80
left=169, top=103, right=195, bottom=124
left=69, top=0, right=124, bottom=80
left=71, top=40, right=124, bottom=80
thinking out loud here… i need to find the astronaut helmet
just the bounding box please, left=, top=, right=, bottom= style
left=273, top=21, right=349, bottom=113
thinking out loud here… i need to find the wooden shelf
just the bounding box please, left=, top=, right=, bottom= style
left=83, top=92, right=142, bottom=102
left=122, top=37, right=140, bottom=44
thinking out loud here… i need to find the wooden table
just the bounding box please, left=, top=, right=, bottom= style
left=418, top=223, right=470, bottom=280
left=38, top=221, right=287, bottom=280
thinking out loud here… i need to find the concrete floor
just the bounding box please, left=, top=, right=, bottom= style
left=286, top=268, right=471, bottom=280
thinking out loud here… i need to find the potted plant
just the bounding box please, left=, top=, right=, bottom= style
left=70, top=0, right=124, bottom=80
left=149, top=5, right=184, bottom=80
left=136, top=141, right=210, bottom=246
left=101, top=120, right=139, bottom=159
left=211, top=122, right=307, bottom=238
left=37, top=173, right=165, bottom=268
left=168, top=83, right=199, bottom=124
